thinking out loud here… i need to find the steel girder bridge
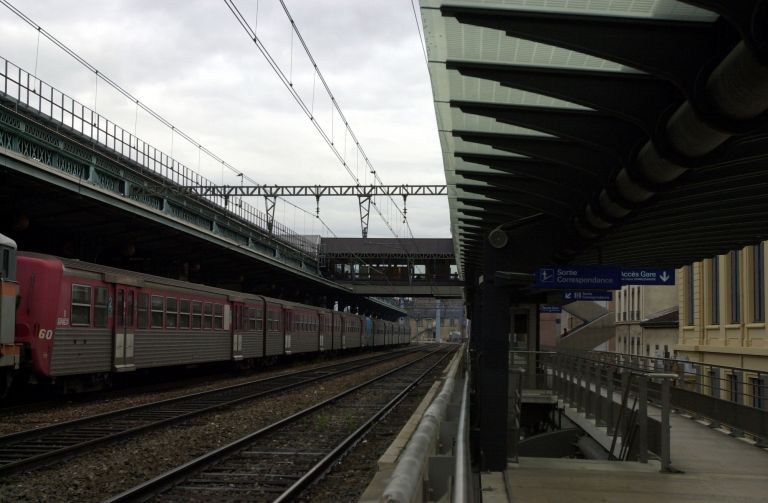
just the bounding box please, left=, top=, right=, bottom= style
left=420, top=0, right=768, bottom=470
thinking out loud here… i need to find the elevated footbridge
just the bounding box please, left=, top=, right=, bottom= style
left=320, top=237, right=463, bottom=297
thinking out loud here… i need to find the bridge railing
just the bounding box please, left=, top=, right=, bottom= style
left=0, top=56, right=318, bottom=259
left=513, top=351, right=676, bottom=471
left=563, top=350, right=768, bottom=446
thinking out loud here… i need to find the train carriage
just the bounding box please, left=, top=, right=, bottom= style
left=342, top=313, right=361, bottom=349
left=373, top=319, right=385, bottom=347
left=4, top=241, right=411, bottom=394
left=286, top=304, right=321, bottom=355
left=133, top=283, right=231, bottom=370
left=362, top=316, right=373, bottom=347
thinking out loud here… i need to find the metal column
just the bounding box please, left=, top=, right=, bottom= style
left=475, top=239, right=510, bottom=471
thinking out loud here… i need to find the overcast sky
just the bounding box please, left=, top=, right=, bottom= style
left=0, top=0, right=449, bottom=238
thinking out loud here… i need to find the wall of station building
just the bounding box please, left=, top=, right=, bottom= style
left=614, top=284, right=677, bottom=358
left=677, top=242, right=768, bottom=372
left=405, top=298, right=467, bottom=342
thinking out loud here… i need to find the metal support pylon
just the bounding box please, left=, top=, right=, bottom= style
left=265, top=196, right=276, bottom=234
left=358, top=195, right=371, bottom=238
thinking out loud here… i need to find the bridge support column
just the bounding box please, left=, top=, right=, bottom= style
left=474, top=238, right=510, bottom=471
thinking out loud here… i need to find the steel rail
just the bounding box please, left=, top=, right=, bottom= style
left=0, top=347, right=420, bottom=475
left=104, top=345, right=454, bottom=503
left=273, top=347, right=455, bottom=503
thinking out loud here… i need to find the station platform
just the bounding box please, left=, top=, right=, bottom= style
left=483, top=407, right=768, bottom=502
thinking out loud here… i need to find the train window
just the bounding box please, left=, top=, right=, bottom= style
left=213, top=304, right=223, bottom=330
left=71, top=284, right=92, bottom=326
left=203, top=303, right=213, bottom=329
left=94, top=287, right=109, bottom=328
left=138, top=293, right=149, bottom=329
left=255, top=307, right=263, bottom=330
left=179, top=300, right=190, bottom=329
left=191, top=301, right=202, bottom=329
left=166, top=298, right=178, bottom=329
left=151, top=295, right=164, bottom=328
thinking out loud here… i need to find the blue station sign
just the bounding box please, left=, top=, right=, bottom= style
left=539, top=304, right=563, bottom=314
left=534, top=266, right=620, bottom=290
left=563, top=291, right=613, bottom=302
left=620, top=268, right=675, bottom=285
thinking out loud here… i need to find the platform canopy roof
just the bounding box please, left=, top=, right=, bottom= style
left=420, top=0, right=768, bottom=280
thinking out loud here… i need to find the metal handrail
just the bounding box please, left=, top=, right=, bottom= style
left=517, top=351, right=676, bottom=471
left=452, top=376, right=469, bottom=503
left=556, top=349, right=768, bottom=411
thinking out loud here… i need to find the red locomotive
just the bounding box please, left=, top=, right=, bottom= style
left=0, top=234, right=410, bottom=395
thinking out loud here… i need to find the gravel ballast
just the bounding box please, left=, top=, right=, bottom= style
left=0, top=350, right=428, bottom=503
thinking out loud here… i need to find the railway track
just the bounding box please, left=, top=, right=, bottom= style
left=0, top=347, right=423, bottom=475
left=106, top=345, right=455, bottom=503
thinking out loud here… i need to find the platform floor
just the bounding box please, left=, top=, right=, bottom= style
left=483, top=408, right=768, bottom=502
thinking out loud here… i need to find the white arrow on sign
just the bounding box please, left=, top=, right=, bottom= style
left=660, top=271, right=670, bottom=283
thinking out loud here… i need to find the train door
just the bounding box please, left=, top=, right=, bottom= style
left=113, top=286, right=136, bottom=371
left=284, top=308, right=293, bottom=354
left=318, top=313, right=325, bottom=351
left=232, top=303, right=244, bottom=361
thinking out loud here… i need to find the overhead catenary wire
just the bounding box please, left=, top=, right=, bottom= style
left=2, top=0, right=419, bottom=293
left=224, top=0, right=424, bottom=298
left=224, top=0, right=415, bottom=240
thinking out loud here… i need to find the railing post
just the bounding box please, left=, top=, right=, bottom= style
left=594, top=363, right=603, bottom=426
left=591, top=361, right=600, bottom=419
left=694, top=363, right=702, bottom=394
left=606, top=366, right=615, bottom=434
left=578, top=359, right=587, bottom=413
left=677, top=360, right=686, bottom=389
left=565, top=357, right=576, bottom=407
left=585, top=359, right=594, bottom=418
left=660, top=376, right=673, bottom=472
left=637, top=375, right=649, bottom=463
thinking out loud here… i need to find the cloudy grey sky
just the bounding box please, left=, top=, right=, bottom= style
left=0, top=0, right=449, bottom=238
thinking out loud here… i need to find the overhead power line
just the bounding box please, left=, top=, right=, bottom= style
left=224, top=0, right=416, bottom=239
left=0, top=0, right=331, bottom=240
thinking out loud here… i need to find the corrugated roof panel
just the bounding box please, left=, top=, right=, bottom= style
left=452, top=138, right=528, bottom=157
left=445, top=105, right=553, bottom=135
left=422, top=0, right=717, bottom=21
left=443, top=18, right=635, bottom=71
left=447, top=70, right=590, bottom=109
